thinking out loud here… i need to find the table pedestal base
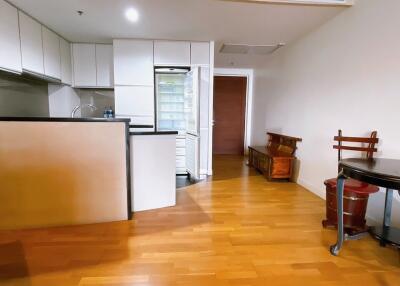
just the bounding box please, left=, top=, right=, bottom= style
left=370, top=226, right=400, bottom=248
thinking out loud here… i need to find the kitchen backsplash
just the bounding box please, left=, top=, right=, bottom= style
left=0, top=71, right=49, bottom=117
left=77, top=89, right=115, bottom=118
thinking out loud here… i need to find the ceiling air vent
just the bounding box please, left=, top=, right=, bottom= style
left=220, top=43, right=285, bottom=55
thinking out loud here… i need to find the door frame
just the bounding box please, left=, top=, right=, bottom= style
left=212, top=68, right=254, bottom=155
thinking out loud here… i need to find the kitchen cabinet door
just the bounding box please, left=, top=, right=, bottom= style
left=113, top=39, right=154, bottom=86
left=42, top=26, right=61, bottom=79
left=0, top=0, right=22, bottom=73
left=19, top=11, right=44, bottom=75
left=154, top=41, right=190, bottom=66
left=60, top=38, right=72, bottom=85
left=199, top=67, right=210, bottom=129
left=114, top=86, right=155, bottom=117
left=96, top=44, right=113, bottom=87
left=191, top=42, right=210, bottom=66
left=72, top=43, right=96, bottom=87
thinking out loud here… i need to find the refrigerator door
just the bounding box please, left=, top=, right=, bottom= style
left=184, top=67, right=200, bottom=136
left=185, top=133, right=200, bottom=180
left=184, top=67, right=201, bottom=179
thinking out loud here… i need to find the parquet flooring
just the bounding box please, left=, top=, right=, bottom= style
left=0, top=155, right=399, bottom=285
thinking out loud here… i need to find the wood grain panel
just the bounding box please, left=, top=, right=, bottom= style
left=213, top=76, right=247, bottom=155
left=0, top=122, right=128, bottom=230
left=0, top=156, right=398, bottom=285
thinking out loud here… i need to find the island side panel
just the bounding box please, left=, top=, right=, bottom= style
left=131, top=134, right=176, bottom=212
left=0, top=121, right=128, bottom=230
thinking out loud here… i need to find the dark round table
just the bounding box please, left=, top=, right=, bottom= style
left=330, top=158, right=400, bottom=256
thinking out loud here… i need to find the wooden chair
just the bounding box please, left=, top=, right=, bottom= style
left=322, top=130, right=379, bottom=234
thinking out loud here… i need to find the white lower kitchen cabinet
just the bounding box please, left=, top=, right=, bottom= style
left=114, top=86, right=155, bottom=117
left=0, top=0, right=22, bottom=74
left=127, top=116, right=155, bottom=132
left=176, top=135, right=186, bottom=174
left=131, top=133, right=176, bottom=212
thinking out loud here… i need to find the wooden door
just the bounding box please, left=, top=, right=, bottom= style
left=213, top=76, right=247, bottom=155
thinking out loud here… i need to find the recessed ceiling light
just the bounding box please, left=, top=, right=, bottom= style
left=125, top=7, right=139, bottom=23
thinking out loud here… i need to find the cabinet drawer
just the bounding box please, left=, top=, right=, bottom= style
left=176, top=148, right=185, bottom=156
left=176, top=156, right=186, bottom=167
left=176, top=167, right=187, bottom=174
left=176, top=138, right=186, bottom=148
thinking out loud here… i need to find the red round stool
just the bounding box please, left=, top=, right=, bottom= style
left=322, top=178, right=379, bottom=234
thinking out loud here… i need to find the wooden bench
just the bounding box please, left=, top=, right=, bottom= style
left=248, top=132, right=302, bottom=181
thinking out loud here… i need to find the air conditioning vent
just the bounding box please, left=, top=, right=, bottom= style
left=220, top=43, right=285, bottom=55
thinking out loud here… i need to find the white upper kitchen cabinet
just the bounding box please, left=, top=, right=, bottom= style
left=191, top=42, right=210, bottom=66
left=72, top=43, right=96, bottom=87
left=60, top=38, right=72, bottom=85
left=42, top=26, right=61, bottom=80
left=95, top=44, right=113, bottom=88
left=0, top=0, right=22, bottom=74
left=113, top=39, right=154, bottom=86
left=154, top=41, right=190, bottom=66
left=19, top=11, right=44, bottom=75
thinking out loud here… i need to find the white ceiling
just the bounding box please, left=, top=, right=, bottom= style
left=9, top=0, right=347, bottom=67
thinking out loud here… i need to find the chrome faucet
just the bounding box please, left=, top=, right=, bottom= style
left=71, top=104, right=97, bottom=118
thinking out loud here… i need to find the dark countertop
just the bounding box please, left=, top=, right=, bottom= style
left=130, top=131, right=179, bottom=136
left=0, top=117, right=131, bottom=123
left=129, top=124, right=154, bottom=129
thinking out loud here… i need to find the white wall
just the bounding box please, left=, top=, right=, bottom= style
left=261, top=0, right=400, bottom=226
left=48, top=85, right=80, bottom=117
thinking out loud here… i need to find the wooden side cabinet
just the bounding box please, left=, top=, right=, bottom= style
left=248, top=133, right=302, bottom=181
left=248, top=146, right=294, bottom=180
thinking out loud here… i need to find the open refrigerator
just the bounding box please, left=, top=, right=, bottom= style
left=155, top=67, right=200, bottom=179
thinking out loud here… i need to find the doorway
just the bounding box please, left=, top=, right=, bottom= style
left=213, top=76, right=247, bottom=155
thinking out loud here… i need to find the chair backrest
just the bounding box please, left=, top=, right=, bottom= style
left=333, top=130, right=379, bottom=162
left=266, top=132, right=302, bottom=156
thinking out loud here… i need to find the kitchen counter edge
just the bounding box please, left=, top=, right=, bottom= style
left=0, top=117, right=131, bottom=123
left=130, top=131, right=179, bottom=136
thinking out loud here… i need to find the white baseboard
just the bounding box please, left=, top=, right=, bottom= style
left=366, top=215, right=380, bottom=226
left=297, top=178, right=326, bottom=200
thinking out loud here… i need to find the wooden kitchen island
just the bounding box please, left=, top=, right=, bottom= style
left=0, top=117, right=131, bottom=230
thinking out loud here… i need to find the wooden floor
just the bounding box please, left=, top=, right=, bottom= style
left=0, top=155, right=399, bottom=286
